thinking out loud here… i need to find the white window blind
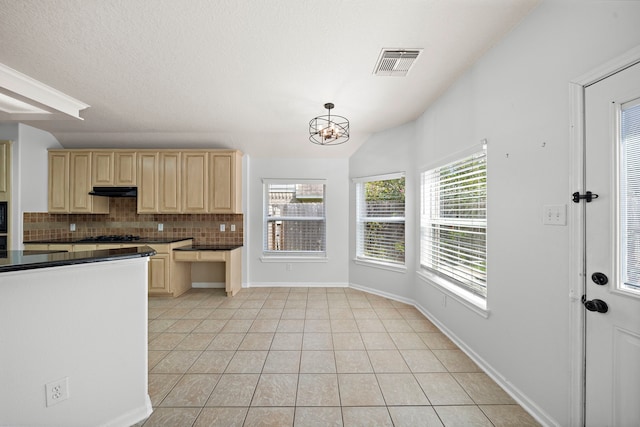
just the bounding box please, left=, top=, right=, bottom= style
left=420, top=149, right=487, bottom=297
left=621, top=100, right=640, bottom=292
left=355, top=173, right=405, bottom=265
left=264, top=181, right=326, bottom=256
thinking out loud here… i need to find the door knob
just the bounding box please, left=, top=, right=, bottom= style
left=582, top=295, right=609, bottom=313
left=591, top=272, right=608, bottom=286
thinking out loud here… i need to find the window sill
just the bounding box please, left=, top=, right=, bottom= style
left=354, top=258, right=407, bottom=273
left=260, top=256, right=328, bottom=263
left=417, top=270, right=490, bottom=318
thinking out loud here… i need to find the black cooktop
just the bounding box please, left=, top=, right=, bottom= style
left=77, top=235, right=141, bottom=242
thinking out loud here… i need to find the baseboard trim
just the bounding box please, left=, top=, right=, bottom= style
left=350, top=281, right=557, bottom=427
left=246, top=282, right=349, bottom=288
left=101, top=395, right=153, bottom=427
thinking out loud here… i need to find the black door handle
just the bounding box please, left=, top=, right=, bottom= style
left=582, top=295, right=608, bottom=313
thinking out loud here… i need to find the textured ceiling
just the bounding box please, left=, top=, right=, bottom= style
left=0, top=0, right=539, bottom=158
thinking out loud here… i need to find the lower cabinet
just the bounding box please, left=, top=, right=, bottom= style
left=24, top=240, right=193, bottom=297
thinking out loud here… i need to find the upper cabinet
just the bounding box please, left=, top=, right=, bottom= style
left=49, top=149, right=242, bottom=214
left=92, top=150, right=137, bottom=186
left=209, top=151, right=242, bottom=213
left=182, top=152, right=208, bottom=213
left=48, top=151, right=109, bottom=214
left=0, top=140, right=11, bottom=201
left=137, top=152, right=159, bottom=213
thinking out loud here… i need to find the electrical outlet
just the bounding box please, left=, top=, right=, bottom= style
left=158, top=223, right=163, bottom=232
left=69, top=223, right=76, bottom=232
left=230, top=224, right=236, bottom=232
left=45, top=377, right=69, bottom=407
left=286, top=263, right=293, bottom=271
left=220, top=224, right=226, bottom=232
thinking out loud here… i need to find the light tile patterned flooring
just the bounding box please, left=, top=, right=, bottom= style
left=137, top=287, right=540, bottom=427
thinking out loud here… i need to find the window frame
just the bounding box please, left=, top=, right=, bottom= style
left=353, top=172, right=406, bottom=271
left=262, top=178, right=328, bottom=261
left=418, top=144, right=488, bottom=313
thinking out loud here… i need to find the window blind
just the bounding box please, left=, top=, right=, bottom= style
left=264, top=182, right=326, bottom=255
left=421, top=150, right=487, bottom=297
left=355, top=174, right=405, bottom=264
left=621, top=100, right=640, bottom=291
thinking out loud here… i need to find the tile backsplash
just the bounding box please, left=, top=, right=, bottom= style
left=23, top=198, right=243, bottom=245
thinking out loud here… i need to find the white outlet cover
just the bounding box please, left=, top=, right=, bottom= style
left=543, top=204, right=567, bottom=226
left=220, top=224, right=226, bottom=232
left=45, top=377, right=69, bottom=407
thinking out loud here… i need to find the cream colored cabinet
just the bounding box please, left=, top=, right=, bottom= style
left=114, top=151, right=137, bottom=185
left=148, top=253, right=170, bottom=293
left=159, top=152, right=181, bottom=213
left=69, top=152, right=109, bottom=213
left=34, top=240, right=193, bottom=297
left=137, top=152, right=159, bottom=213
left=182, top=152, right=208, bottom=213
left=48, top=151, right=109, bottom=214
left=92, top=151, right=137, bottom=186
left=209, top=151, right=242, bottom=213
left=48, top=151, right=70, bottom=212
left=0, top=140, right=10, bottom=200
left=92, top=151, right=114, bottom=186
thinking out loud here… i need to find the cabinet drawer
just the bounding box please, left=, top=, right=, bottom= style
left=199, top=251, right=225, bottom=262
left=174, top=250, right=226, bottom=262
left=174, top=251, right=199, bottom=262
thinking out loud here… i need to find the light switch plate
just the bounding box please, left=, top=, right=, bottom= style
left=543, top=205, right=567, bottom=226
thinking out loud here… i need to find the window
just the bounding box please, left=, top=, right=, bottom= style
left=620, top=99, right=640, bottom=293
left=420, top=147, right=487, bottom=299
left=355, top=173, right=405, bottom=266
left=263, top=180, right=326, bottom=257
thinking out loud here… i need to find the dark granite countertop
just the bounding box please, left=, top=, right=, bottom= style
left=24, top=237, right=193, bottom=245
left=173, top=245, right=243, bottom=251
left=0, top=246, right=157, bottom=273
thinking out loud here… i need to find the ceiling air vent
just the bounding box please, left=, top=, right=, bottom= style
left=373, top=49, right=422, bottom=77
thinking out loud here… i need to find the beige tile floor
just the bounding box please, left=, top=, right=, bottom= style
left=136, top=287, right=540, bottom=427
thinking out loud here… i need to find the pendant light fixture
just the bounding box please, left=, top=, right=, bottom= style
left=309, top=103, right=350, bottom=146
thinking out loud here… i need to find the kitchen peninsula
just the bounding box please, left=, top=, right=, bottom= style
left=0, top=247, right=155, bottom=427
left=23, top=236, right=244, bottom=297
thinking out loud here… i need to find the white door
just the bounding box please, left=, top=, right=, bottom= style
left=584, top=61, right=640, bottom=427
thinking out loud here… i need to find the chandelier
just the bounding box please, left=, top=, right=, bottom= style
left=309, top=103, right=350, bottom=146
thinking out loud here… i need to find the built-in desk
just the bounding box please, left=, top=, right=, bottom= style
left=173, top=245, right=242, bottom=296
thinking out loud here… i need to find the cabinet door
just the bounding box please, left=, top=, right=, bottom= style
left=92, top=151, right=114, bottom=186
left=182, top=152, right=208, bottom=213
left=209, top=152, right=239, bottom=212
left=48, top=152, right=70, bottom=212
left=70, top=152, right=109, bottom=213
left=114, top=151, right=137, bottom=185
left=148, top=254, right=171, bottom=294
left=159, top=152, right=181, bottom=213
left=137, top=152, right=159, bottom=213
left=0, top=141, right=10, bottom=198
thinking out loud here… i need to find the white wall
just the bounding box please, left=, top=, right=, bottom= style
left=349, top=121, right=416, bottom=300
left=0, top=123, right=62, bottom=249
left=247, top=157, right=350, bottom=286
left=348, top=2, right=640, bottom=426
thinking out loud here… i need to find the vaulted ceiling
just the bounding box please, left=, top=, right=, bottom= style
left=0, top=0, right=539, bottom=158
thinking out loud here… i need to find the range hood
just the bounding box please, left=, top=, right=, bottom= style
left=89, top=186, right=137, bottom=197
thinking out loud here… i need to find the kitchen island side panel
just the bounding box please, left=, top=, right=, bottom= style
left=0, top=257, right=152, bottom=427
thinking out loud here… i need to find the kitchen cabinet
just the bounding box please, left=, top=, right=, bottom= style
left=92, top=150, right=137, bottom=186
left=49, top=149, right=243, bottom=214
left=26, top=239, right=193, bottom=297
left=137, top=152, right=159, bottom=213
left=48, top=151, right=109, bottom=214
left=159, top=152, right=181, bottom=213
left=48, top=151, right=69, bottom=212
left=0, top=140, right=10, bottom=199
left=182, top=152, right=208, bottom=213
left=209, top=151, right=242, bottom=213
